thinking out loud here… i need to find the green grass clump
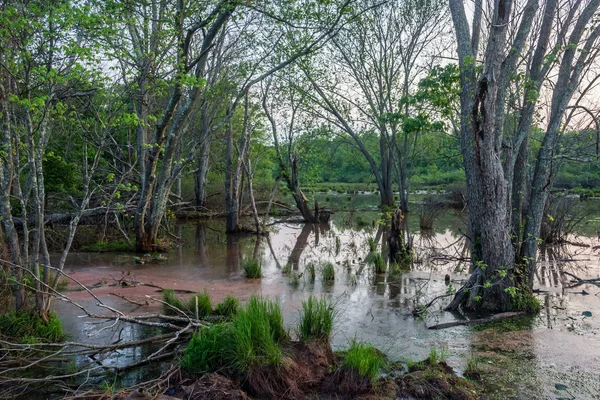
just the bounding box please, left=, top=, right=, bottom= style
left=181, top=295, right=286, bottom=375
left=282, top=263, right=292, bottom=274
left=81, top=240, right=134, bottom=252
left=289, top=272, right=301, bottom=287
left=342, top=338, right=385, bottom=383
left=306, top=263, right=316, bottom=282
left=189, top=292, right=212, bottom=318
left=321, top=262, right=335, bottom=282
left=0, top=310, right=64, bottom=342
left=427, top=346, right=447, bottom=364
left=366, top=252, right=386, bottom=274
left=367, top=237, right=377, bottom=252
left=181, top=323, right=231, bottom=373
left=243, top=257, right=262, bottom=278
left=215, top=296, right=239, bottom=317
left=298, top=296, right=334, bottom=342
left=162, top=289, right=212, bottom=318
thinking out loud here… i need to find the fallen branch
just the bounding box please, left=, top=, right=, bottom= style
left=427, top=312, right=527, bottom=330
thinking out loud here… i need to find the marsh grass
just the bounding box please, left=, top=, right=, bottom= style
left=243, top=258, right=262, bottom=278
left=366, top=252, right=386, bottom=274
left=306, top=263, right=316, bottom=282
left=321, top=263, right=335, bottom=282
left=162, top=289, right=212, bottom=318
left=0, top=310, right=64, bottom=342
left=298, top=296, right=334, bottom=342
left=215, top=296, right=240, bottom=317
left=342, top=338, right=385, bottom=383
left=181, top=295, right=286, bottom=375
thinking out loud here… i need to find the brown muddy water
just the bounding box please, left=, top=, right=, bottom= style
left=54, top=197, right=600, bottom=399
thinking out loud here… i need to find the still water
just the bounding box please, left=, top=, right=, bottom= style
left=55, top=197, right=600, bottom=399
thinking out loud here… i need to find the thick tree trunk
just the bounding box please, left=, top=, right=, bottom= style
left=446, top=0, right=516, bottom=313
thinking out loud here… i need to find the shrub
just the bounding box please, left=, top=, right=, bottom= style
left=215, top=296, right=240, bottom=317
left=342, top=338, right=385, bottom=383
left=321, top=263, right=335, bottom=282
left=298, top=296, right=335, bottom=342
left=0, top=310, right=64, bottom=342
left=243, top=258, right=262, bottom=278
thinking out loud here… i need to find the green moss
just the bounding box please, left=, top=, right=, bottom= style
left=0, top=310, right=64, bottom=342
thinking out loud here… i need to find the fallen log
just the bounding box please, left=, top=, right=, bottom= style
left=12, top=206, right=135, bottom=226
left=427, top=311, right=527, bottom=330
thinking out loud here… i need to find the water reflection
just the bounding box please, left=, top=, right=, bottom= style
left=55, top=208, right=600, bottom=399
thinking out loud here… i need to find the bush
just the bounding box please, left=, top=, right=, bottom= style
left=243, top=258, right=262, bottom=278
left=298, top=296, right=335, bottom=342
left=342, top=338, right=385, bottom=383
left=0, top=310, right=64, bottom=342
left=215, top=296, right=240, bottom=317
left=181, top=295, right=286, bottom=376
left=321, top=263, right=335, bottom=282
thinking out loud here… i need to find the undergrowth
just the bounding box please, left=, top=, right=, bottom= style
left=0, top=310, right=64, bottom=342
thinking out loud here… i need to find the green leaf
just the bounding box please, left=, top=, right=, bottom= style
left=555, top=383, right=568, bottom=391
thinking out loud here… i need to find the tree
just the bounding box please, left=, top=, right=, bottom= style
left=447, top=0, right=600, bottom=312
left=0, top=0, right=108, bottom=317
left=303, top=0, right=447, bottom=209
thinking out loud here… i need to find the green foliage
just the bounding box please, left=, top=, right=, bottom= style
left=0, top=310, right=64, bottom=342
left=342, top=338, right=385, bottom=383
left=215, top=296, right=240, bottom=317
left=289, top=272, right=301, bottom=287
left=42, top=152, right=80, bottom=194
left=80, top=240, right=134, bottom=252
left=297, top=296, right=334, bottom=342
left=181, top=295, right=286, bottom=375
left=243, top=258, right=262, bottom=279
left=507, top=287, right=541, bottom=314
left=321, top=262, right=335, bottom=282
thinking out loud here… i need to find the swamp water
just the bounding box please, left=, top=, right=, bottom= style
left=54, top=195, right=600, bottom=399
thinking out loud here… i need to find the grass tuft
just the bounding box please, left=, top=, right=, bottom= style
left=215, top=296, right=240, bottom=317
left=0, top=310, right=64, bottom=342
left=342, top=338, right=385, bottom=383
left=181, top=295, right=286, bottom=375
left=243, top=257, right=262, bottom=278
left=366, top=251, right=386, bottom=274
left=306, top=263, right=316, bottom=282
left=321, top=262, right=335, bottom=282
left=298, top=296, right=335, bottom=342
left=162, top=289, right=212, bottom=318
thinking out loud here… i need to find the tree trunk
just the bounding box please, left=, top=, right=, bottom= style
left=194, top=138, right=211, bottom=208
